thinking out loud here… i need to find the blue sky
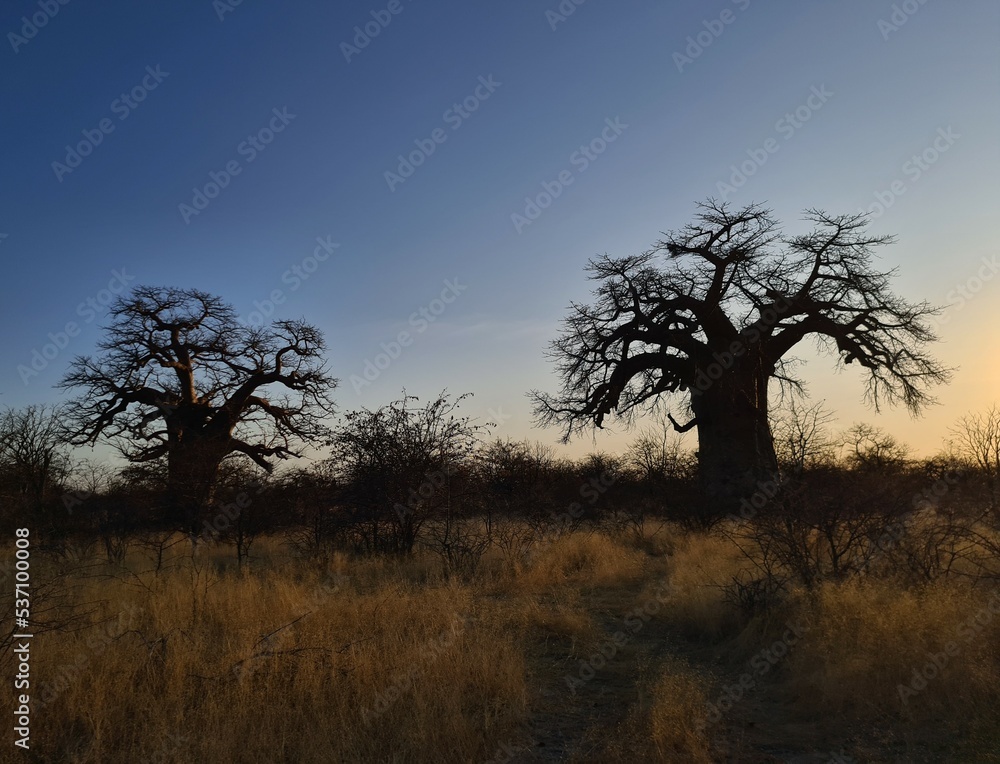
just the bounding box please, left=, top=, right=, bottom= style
left=1, top=0, right=998, bottom=460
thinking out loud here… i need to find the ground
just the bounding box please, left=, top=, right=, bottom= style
left=10, top=522, right=1000, bottom=763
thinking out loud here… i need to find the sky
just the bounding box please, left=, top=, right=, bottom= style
left=1, top=0, right=998, bottom=463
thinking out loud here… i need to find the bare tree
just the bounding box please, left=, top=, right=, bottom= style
left=838, top=422, right=910, bottom=472
left=623, top=413, right=698, bottom=524
left=280, top=463, right=341, bottom=557
left=211, top=458, right=273, bottom=569
left=533, top=200, right=949, bottom=516
left=950, top=405, right=1000, bottom=512
left=58, top=286, right=336, bottom=534
left=326, top=391, right=485, bottom=556
left=475, top=438, right=555, bottom=519
left=771, top=398, right=836, bottom=473
left=0, top=404, right=71, bottom=523
left=65, top=460, right=132, bottom=563
left=625, top=412, right=692, bottom=485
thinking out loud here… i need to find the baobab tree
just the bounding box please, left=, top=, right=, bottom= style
left=533, top=200, right=950, bottom=518
left=59, top=286, right=337, bottom=534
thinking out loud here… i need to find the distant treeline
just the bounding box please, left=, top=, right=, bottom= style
left=3, top=397, right=1000, bottom=582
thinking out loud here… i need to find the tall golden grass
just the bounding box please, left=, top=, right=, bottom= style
left=23, top=543, right=528, bottom=763
left=10, top=520, right=1000, bottom=762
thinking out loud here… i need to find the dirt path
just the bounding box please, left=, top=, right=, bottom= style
left=509, top=585, right=680, bottom=762
left=506, top=582, right=861, bottom=764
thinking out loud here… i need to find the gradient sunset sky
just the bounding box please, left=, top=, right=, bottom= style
left=1, top=0, right=997, bottom=460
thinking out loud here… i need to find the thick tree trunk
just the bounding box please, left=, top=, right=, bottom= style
left=690, top=364, right=778, bottom=520
left=166, top=438, right=227, bottom=535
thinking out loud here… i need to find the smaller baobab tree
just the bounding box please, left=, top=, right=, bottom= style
left=58, top=286, right=337, bottom=535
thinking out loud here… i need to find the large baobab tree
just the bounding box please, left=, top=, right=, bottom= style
left=533, top=200, right=950, bottom=518
left=59, top=286, right=337, bottom=534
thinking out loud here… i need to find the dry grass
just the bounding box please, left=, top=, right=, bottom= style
left=514, top=530, right=648, bottom=592
left=11, top=521, right=1000, bottom=762
left=785, top=578, right=1000, bottom=726
left=654, top=529, right=750, bottom=640
left=25, top=544, right=527, bottom=763
left=598, top=655, right=714, bottom=763
left=642, top=657, right=715, bottom=763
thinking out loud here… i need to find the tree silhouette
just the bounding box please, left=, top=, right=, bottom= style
left=0, top=404, right=70, bottom=523
left=949, top=405, right=1000, bottom=513
left=58, top=286, right=336, bottom=533
left=533, top=200, right=950, bottom=517
left=325, top=391, right=483, bottom=555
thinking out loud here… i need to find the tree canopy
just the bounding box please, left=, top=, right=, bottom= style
left=58, top=285, right=337, bottom=529
left=533, top=200, right=951, bottom=513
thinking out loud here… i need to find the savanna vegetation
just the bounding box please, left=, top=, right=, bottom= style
left=3, top=395, right=1000, bottom=762
left=3, top=203, right=998, bottom=762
